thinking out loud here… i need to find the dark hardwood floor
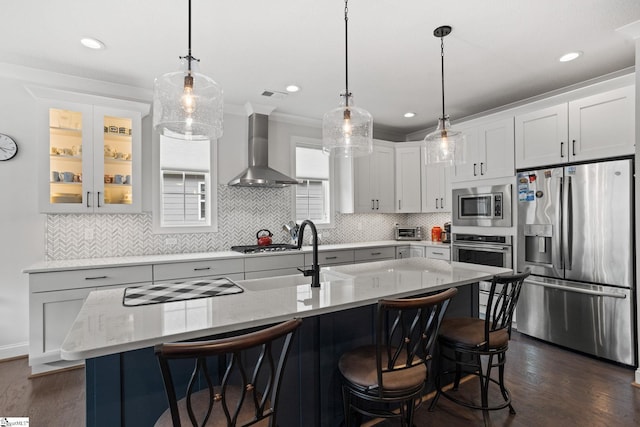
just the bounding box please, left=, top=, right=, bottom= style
left=1, top=332, right=639, bottom=426
left=0, top=358, right=84, bottom=426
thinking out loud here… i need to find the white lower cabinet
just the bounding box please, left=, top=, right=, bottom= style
left=153, top=258, right=244, bottom=281
left=305, top=250, right=355, bottom=267
left=354, top=246, right=396, bottom=263
left=396, top=246, right=426, bottom=259
left=425, top=246, right=450, bottom=261
left=244, top=253, right=306, bottom=280
left=29, top=265, right=153, bottom=374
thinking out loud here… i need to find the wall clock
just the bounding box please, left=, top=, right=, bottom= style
left=0, top=133, right=18, bottom=161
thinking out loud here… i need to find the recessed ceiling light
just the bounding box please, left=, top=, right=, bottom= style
left=285, top=85, right=300, bottom=93
left=404, top=112, right=416, bottom=118
left=559, top=51, right=582, bottom=62
left=80, top=37, right=105, bottom=50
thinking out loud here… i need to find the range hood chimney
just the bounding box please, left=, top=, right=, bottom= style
left=228, top=113, right=299, bottom=187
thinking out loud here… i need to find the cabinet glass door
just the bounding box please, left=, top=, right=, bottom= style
left=48, top=107, right=87, bottom=207
left=101, top=115, right=133, bottom=206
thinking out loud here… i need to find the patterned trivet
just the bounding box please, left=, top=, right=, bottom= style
left=123, top=277, right=244, bottom=306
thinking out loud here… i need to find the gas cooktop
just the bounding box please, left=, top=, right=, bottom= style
left=231, top=244, right=299, bottom=254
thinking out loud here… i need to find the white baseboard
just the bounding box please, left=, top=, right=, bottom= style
left=0, top=342, right=28, bottom=361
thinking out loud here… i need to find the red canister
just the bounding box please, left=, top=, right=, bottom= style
left=431, top=226, right=442, bottom=242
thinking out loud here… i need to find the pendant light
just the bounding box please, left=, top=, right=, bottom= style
left=153, top=0, right=223, bottom=141
left=322, top=0, right=373, bottom=158
left=424, top=25, right=462, bottom=165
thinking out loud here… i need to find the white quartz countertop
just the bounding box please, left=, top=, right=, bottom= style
left=23, top=240, right=450, bottom=273
left=60, top=258, right=508, bottom=361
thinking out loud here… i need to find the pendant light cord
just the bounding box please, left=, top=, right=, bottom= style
left=180, top=0, right=199, bottom=73
left=344, top=0, right=350, bottom=105
left=187, top=0, right=192, bottom=72
left=439, top=35, right=445, bottom=120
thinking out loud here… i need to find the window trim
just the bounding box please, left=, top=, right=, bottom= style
left=152, top=134, right=218, bottom=234
left=290, top=136, right=335, bottom=229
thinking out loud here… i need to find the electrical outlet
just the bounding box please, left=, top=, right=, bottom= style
left=84, top=228, right=94, bottom=240
left=165, top=237, right=177, bottom=246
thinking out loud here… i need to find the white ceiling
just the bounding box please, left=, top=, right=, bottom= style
left=2, top=0, right=639, bottom=134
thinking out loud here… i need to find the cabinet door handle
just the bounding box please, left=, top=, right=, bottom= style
left=193, top=267, right=211, bottom=271
left=473, top=163, right=477, bottom=176
left=371, top=199, right=375, bottom=210
left=325, top=256, right=338, bottom=260
left=376, top=200, right=380, bottom=210
left=398, top=200, right=401, bottom=210
left=97, top=192, right=102, bottom=207
left=560, top=141, right=564, bottom=158
left=440, top=197, right=444, bottom=208
left=435, top=198, right=439, bottom=209
left=432, top=252, right=444, bottom=256
left=85, top=276, right=107, bottom=280
left=86, top=192, right=91, bottom=208
left=572, top=139, right=576, bottom=156
left=480, top=162, right=485, bottom=175
left=371, top=252, right=382, bottom=256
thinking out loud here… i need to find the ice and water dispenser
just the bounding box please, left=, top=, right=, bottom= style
left=523, top=224, right=553, bottom=265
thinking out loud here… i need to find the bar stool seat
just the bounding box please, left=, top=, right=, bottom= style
left=339, top=345, right=427, bottom=393
left=439, top=317, right=509, bottom=349
left=429, top=271, right=530, bottom=427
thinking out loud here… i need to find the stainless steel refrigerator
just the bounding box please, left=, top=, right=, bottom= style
left=516, top=158, right=635, bottom=366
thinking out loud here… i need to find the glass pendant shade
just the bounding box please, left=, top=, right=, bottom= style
left=424, top=116, right=461, bottom=164
left=153, top=61, right=223, bottom=141
left=322, top=95, right=373, bottom=158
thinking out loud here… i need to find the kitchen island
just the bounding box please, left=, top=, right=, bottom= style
left=61, top=257, right=509, bottom=427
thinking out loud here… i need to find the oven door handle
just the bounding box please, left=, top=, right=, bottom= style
left=525, top=279, right=627, bottom=299
left=453, top=243, right=511, bottom=253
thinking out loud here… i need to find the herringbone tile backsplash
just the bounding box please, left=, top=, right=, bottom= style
left=46, top=185, right=450, bottom=260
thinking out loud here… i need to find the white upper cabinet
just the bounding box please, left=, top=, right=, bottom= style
left=353, top=141, right=395, bottom=213
left=395, top=144, right=422, bottom=213
left=453, top=116, right=515, bottom=182
left=421, top=146, right=452, bottom=213
left=515, top=85, right=634, bottom=169
left=31, top=87, right=149, bottom=213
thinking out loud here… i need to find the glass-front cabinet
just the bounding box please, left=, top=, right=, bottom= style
left=31, top=87, right=150, bottom=213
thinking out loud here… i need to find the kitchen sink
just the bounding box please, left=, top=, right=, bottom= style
left=239, top=270, right=352, bottom=292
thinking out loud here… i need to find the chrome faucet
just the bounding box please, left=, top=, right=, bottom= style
left=296, top=219, right=320, bottom=288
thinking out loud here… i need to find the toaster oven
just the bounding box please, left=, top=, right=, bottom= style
left=395, top=226, right=423, bottom=241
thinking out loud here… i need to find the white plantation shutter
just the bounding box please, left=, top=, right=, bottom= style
left=161, top=171, right=208, bottom=226
left=296, top=180, right=328, bottom=222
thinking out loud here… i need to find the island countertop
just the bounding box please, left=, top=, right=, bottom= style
left=61, top=258, right=509, bottom=361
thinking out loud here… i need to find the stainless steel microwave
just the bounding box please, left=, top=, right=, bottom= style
left=452, top=184, right=512, bottom=227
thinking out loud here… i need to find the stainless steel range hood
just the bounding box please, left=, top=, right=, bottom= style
left=228, top=113, right=299, bottom=187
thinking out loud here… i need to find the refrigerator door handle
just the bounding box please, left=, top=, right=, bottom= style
left=553, top=176, right=563, bottom=271
left=525, top=279, right=627, bottom=299
left=565, top=176, right=573, bottom=270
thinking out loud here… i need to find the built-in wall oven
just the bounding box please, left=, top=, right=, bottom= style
left=452, top=234, right=513, bottom=318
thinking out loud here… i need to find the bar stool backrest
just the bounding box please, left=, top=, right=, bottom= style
left=485, top=270, right=531, bottom=347
left=375, top=287, right=458, bottom=396
left=155, top=318, right=302, bottom=427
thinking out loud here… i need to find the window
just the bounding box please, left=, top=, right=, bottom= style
left=161, top=171, right=208, bottom=226
left=293, top=138, right=333, bottom=226
left=154, top=134, right=217, bottom=233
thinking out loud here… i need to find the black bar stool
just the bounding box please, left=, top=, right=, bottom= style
left=154, top=318, right=302, bottom=427
left=338, top=287, right=458, bottom=427
left=429, top=270, right=530, bottom=426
